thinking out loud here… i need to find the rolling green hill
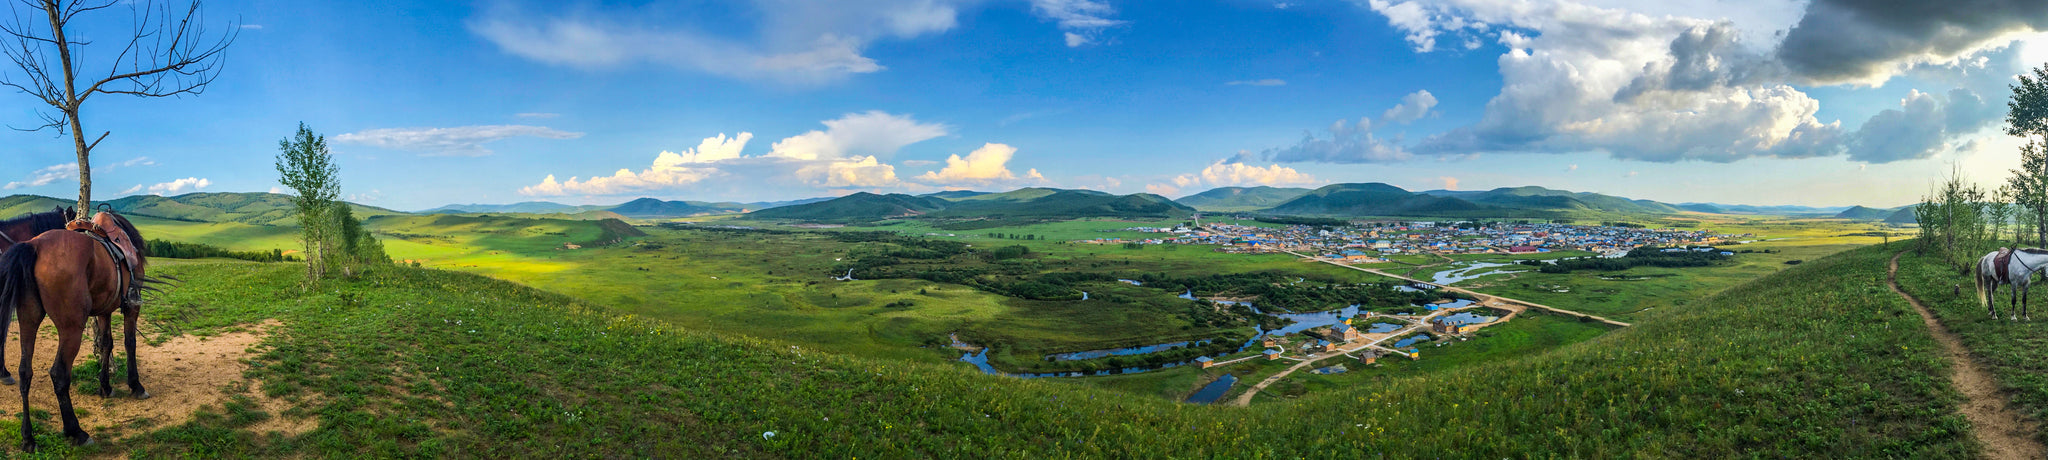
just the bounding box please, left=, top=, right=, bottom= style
left=1424, top=186, right=1683, bottom=214
left=748, top=188, right=1194, bottom=221
left=1263, top=183, right=1488, bottom=216
left=0, top=194, right=73, bottom=218
left=1885, top=206, right=1920, bottom=224
left=605, top=197, right=750, bottom=217
left=1834, top=205, right=1900, bottom=221
left=1174, top=186, right=1312, bottom=212
left=748, top=192, right=949, bottom=220
left=2, top=192, right=404, bottom=226
left=421, top=201, right=610, bottom=215
left=922, top=190, right=992, bottom=200
left=933, top=189, right=1193, bottom=219
left=104, top=192, right=406, bottom=226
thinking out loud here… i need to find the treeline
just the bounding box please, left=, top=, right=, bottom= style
left=146, top=240, right=298, bottom=263
left=1523, top=246, right=1730, bottom=273
left=1132, top=271, right=1462, bottom=313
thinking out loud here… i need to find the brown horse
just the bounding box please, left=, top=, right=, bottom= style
left=0, top=211, right=151, bottom=451
left=0, top=207, right=78, bottom=387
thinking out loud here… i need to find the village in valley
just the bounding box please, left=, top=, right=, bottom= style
left=979, top=216, right=1696, bottom=404
left=1096, top=218, right=1743, bottom=260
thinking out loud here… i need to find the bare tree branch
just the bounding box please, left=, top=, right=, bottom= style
left=0, top=0, right=237, bottom=212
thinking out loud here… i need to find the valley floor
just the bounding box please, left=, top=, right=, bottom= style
left=32, top=242, right=1979, bottom=457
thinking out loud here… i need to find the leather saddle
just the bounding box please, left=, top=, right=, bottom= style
left=68, top=218, right=139, bottom=304
left=1996, top=247, right=2017, bottom=282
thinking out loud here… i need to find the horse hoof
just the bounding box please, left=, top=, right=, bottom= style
left=133, top=391, right=151, bottom=400
left=0, top=376, right=16, bottom=386
left=20, top=442, right=33, bottom=453
left=68, top=434, right=91, bottom=447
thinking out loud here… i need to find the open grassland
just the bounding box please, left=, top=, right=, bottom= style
left=85, top=243, right=1970, bottom=457
left=1895, top=245, right=2048, bottom=446
left=1452, top=216, right=1895, bottom=322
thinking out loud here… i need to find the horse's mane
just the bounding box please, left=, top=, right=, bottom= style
left=2021, top=248, right=2048, bottom=256
left=0, top=207, right=72, bottom=238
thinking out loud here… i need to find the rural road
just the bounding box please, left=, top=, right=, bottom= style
left=1887, top=251, right=2044, bottom=460
left=1282, top=250, right=1631, bottom=327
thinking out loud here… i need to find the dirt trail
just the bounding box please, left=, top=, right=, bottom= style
left=0, top=319, right=312, bottom=440
left=1887, top=252, right=2045, bottom=460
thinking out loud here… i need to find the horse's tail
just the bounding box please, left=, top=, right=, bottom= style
left=0, top=242, right=37, bottom=324
left=1976, top=259, right=1992, bottom=311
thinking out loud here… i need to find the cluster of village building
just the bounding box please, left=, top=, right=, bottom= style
left=1082, top=220, right=1745, bottom=259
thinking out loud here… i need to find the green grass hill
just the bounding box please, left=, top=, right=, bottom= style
left=112, top=241, right=1971, bottom=457
left=933, top=189, right=1193, bottom=219
left=1262, top=182, right=1489, bottom=216
left=1, top=192, right=405, bottom=226
left=922, top=190, right=992, bottom=200
left=748, top=188, right=1194, bottom=222
left=605, top=197, right=750, bottom=217
left=1424, top=186, right=1683, bottom=214
left=1884, top=206, right=1920, bottom=224
left=104, top=192, right=407, bottom=226
left=1173, top=186, right=1312, bottom=212
left=1833, top=205, right=1901, bottom=221
left=748, top=192, right=950, bottom=220
left=0, top=194, right=72, bottom=217
left=420, top=201, right=610, bottom=215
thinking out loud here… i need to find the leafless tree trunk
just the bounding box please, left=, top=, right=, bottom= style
left=1, top=0, right=235, bottom=214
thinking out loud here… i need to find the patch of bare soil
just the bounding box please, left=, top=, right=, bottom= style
left=0, top=319, right=314, bottom=439
left=1889, top=252, right=2046, bottom=460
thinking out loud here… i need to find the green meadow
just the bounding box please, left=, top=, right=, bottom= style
left=113, top=212, right=1908, bottom=405
left=69, top=241, right=1971, bottom=457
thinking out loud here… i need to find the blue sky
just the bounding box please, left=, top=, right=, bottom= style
left=3, top=0, right=2045, bottom=211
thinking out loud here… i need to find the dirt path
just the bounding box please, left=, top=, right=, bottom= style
left=1, top=319, right=312, bottom=441
left=1887, top=252, right=2045, bottom=459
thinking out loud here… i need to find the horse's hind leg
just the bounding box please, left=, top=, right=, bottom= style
left=121, top=306, right=146, bottom=399
left=48, top=319, right=90, bottom=446
left=0, top=313, right=14, bottom=386
left=17, top=309, right=39, bottom=453
left=91, top=317, right=111, bottom=398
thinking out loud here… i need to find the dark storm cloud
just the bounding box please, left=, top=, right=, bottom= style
left=1778, top=0, right=2048, bottom=83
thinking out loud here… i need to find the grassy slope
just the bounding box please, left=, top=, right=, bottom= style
left=1896, top=246, right=2048, bottom=446
left=106, top=243, right=1971, bottom=458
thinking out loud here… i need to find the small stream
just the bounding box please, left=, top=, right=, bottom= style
left=1184, top=374, right=1239, bottom=404
left=1048, top=340, right=1214, bottom=361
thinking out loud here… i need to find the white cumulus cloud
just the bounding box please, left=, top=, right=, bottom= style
left=147, top=177, right=211, bottom=196
left=520, top=112, right=946, bottom=197
left=916, top=143, right=1046, bottom=185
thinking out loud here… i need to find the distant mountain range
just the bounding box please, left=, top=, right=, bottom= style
left=1674, top=203, right=1854, bottom=215
left=750, top=188, right=1195, bottom=221
left=421, top=196, right=834, bottom=218
left=1174, top=186, right=1312, bottom=211
left=0, top=186, right=1918, bottom=226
